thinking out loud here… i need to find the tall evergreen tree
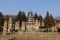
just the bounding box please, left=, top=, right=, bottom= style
left=49, top=14, right=55, bottom=26
left=15, top=11, right=23, bottom=30
left=44, top=11, right=51, bottom=32
left=44, top=11, right=55, bottom=32
left=38, top=15, right=43, bottom=26
left=0, top=12, right=4, bottom=32
left=16, top=11, right=22, bottom=21
left=22, top=12, right=26, bottom=21
left=38, top=15, right=43, bottom=31
left=34, top=13, right=38, bottom=20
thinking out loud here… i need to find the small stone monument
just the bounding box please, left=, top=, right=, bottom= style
left=34, top=19, right=40, bottom=31
left=21, top=21, right=26, bottom=31
left=3, top=20, right=7, bottom=35
left=15, top=21, right=19, bottom=31
left=8, top=16, right=12, bottom=33
left=26, top=10, right=35, bottom=31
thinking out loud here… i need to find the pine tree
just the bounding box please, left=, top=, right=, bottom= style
left=15, top=11, right=23, bottom=30
left=44, top=11, right=55, bottom=32
left=16, top=11, right=22, bottom=21
left=50, top=14, right=55, bottom=26
left=44, top=11, right=50, bottom=32
left=38, top=15, right=43, bottom=31
left=38, top=15, right=43, bottom=26
left=34, top=13, right=38, bottom=20
left=22, top=12, right=26, bottom=21
left=0, top=12, right=4, bottom=32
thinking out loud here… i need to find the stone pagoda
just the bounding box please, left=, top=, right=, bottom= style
left=26, top=10, right=35, bottom=31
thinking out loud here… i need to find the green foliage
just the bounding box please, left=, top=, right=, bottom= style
left=44, top=11, right=50, bottom=27
left=34, top=13, right=38, bottom=20
left=16, top=11, right=26, bottom=21
left=44, top=11, right=55, bottom=31
left=15, top=11, right=26, bottom=28
left=38, top=15, right=43, bottom=21
left=15, top=11, right=22, bottom=28
left=22, top=12, right=26, bottom=21
left=16, top=11, right=22, bottom=21
left=38, top=15, right=43, bottom=26
left=0, top=12, right=4, bottom=32
left=49, top=14, right=55, bottom=26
